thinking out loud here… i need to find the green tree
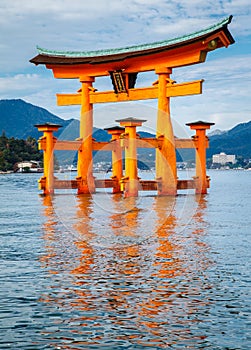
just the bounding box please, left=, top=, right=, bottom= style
left=0, top=132, right=42, bottom=172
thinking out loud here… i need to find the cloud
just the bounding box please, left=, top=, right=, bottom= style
left=0, top=0, right=250, bottom=133
left=171, top=53, right=251, bottom=129
left=0, top=50, right=250, bottom=133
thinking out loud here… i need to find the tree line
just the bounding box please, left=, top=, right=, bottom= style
left=0, top=132, right=42, bottom=171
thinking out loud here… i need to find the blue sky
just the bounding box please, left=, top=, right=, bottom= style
left=0, top=0, right=250, bottom=136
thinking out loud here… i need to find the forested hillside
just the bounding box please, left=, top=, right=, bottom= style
left=0, top=133, right=42, bottom=171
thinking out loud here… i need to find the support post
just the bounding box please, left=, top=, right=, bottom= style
left=155, top=67, right=177, bottom=195
left=105, top=126, right=125, bottom=193
left=35, top=123, right=61, bottom=195
left=186, top=121, right=215, bottom=194
left=77, top=76, right=95, bottom=194
left=116, top=117, right=146, bottom=197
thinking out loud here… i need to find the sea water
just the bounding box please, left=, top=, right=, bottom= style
left=0, top=170, right=250, bottom=349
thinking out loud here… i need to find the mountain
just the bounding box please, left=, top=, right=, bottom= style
left=208, top=121, right=251, bottom=158
left=0, top=99, right=114, bottom=142
left=0, top=99, right=155, bottom=142
left=208, top=129, right=226, bottom=136
left=0, top=99, right=250, bottom=160
left=0, top=99, right=75, bottom=140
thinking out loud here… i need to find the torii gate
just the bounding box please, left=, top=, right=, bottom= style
left=31, top=16, right=234, bottom=196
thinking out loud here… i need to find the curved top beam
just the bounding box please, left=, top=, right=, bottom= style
left=30, top=16, right=234, bottom=77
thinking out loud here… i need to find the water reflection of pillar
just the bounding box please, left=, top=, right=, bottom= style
left=68, top=195, right=95, bottom=323
left=109, top=197, right=141, bottom=275
left=42, top=195, right=56, bottom=231
left=136, top=196, right=180, bottom=346
left=99, top=197, right=142, bottom=336
left=136, top=195, right=211, bottom=348
left=194, top=195, right=208, bottom=225
left=149, top=196, right=180, bottom=290
left=153, top=196, right=179, bottom=278
left=71, top=195, right=94, bottom=276
left=39, top=195, right=98, bottom=347
left=191, top=195, right=212, bottom=270
left=39, top=195, right=58, bottom=270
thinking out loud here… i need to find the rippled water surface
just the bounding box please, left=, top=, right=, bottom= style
left=0, top=171, right=250, bottom=349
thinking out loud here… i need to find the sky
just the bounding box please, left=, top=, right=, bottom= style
left=0, top=0, right=251, bottom=136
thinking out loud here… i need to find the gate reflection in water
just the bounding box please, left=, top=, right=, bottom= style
left=40, top=192, right=214, bottom=349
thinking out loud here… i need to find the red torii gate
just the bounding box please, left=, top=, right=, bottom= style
left=31, top=16, right=234, bottom=196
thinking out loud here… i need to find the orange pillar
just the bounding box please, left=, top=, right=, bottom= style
left=116, top=117, right=146, bottom=197
left=105, top=126, right=124, bottom=193
left=186, top=121, right=215, bottom=194
left=155, top=67, right=177, bottom=196
left=77, top=76, right=95, bottom=194
left=35, top=123, right=61, bottom=195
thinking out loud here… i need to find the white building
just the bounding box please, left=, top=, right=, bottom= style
left=16, top=160, right=43, bottom=172
left=212, top=152, right=236, bottom=165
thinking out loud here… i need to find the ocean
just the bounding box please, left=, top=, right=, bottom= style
left=0, top=170, right=250, bottom=349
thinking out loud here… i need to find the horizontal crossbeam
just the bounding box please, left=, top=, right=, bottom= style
left=39, top=137, right=204, bottom=151
left=57, top=80, right=203, bottom=106
left=52, top=179, right=200, bottom=190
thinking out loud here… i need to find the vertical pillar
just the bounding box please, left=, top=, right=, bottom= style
left=155, top=67, right=177, bottom=196
left=35, top=123, right=61, bottom=195
left=116, top=117, right=146, bottom=197
left=77, top=76, right=95, bottom=194
left=186, top=121, right=215, bottom=194
left=105, top=126, right=125, bottom=193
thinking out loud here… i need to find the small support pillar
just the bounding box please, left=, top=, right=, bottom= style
left=186, top=121, right=215, bottom=194
left=35, top=123, right=61, bottom=195
left=116, top=117, right=146, bottom=197
left=77, top=76, right=95, bottom=194
left=155, top=67, right=177, bottom=196
left=105, top=126, right=125, bottom=193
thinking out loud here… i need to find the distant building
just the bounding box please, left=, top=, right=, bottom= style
left=16, top=160, right=43, bottom=173
left=212, top=152, right=236, bottom=165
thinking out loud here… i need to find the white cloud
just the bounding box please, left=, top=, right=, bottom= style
left=0, top=50, right=250, bottom=133
left=0, top=0, right=250, bottom=133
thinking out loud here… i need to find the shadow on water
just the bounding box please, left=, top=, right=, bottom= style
left=36, top=192, right=220, bottom=349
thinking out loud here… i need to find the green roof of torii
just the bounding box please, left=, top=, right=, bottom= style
left=32, top=16, right=234, bottom=62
